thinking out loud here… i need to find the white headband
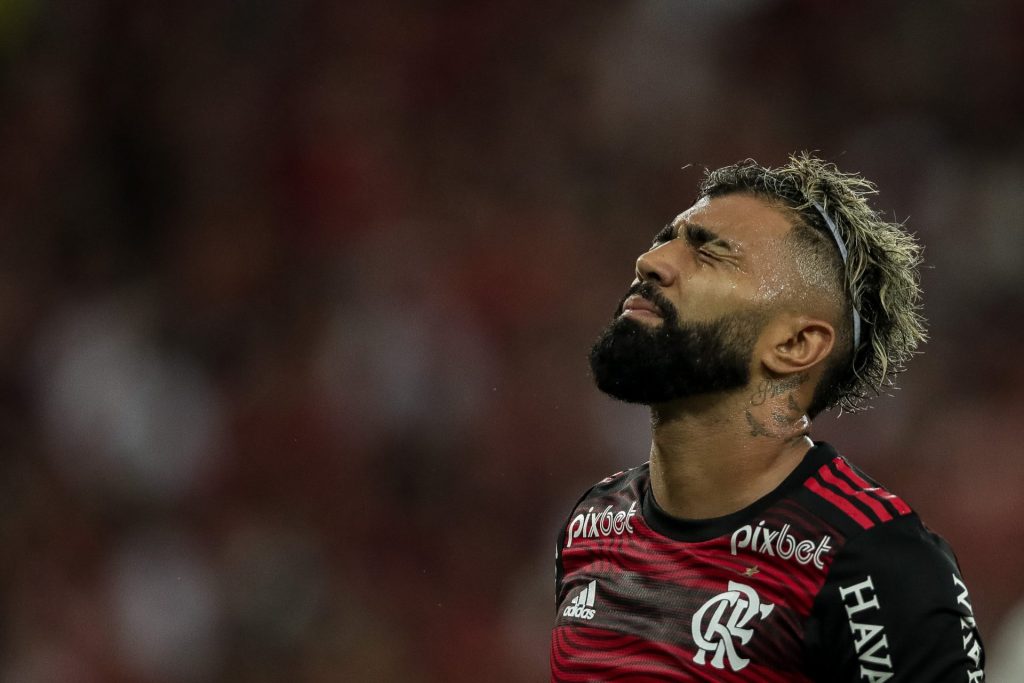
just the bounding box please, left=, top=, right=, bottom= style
left=810, top=200, right=862, bottom=351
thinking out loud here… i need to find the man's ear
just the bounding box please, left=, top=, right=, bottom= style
left=760, top=316, right=836, bottom=375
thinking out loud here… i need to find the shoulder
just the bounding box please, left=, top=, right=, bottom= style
left=825, top=513, right=962, bottom=605
left=800, top=452, right=914, bottom=535
left=798, top=450, right=959, bottom=581
left=802, top=454, right=985, bottom=680
left=560, top=463, right=647, bottom=538
left=801, top=451, right=965, bottom=622
left=561, top=462, right=650, bottom=515
left=556, top=463, right=648, bottom=537
left=589, top=462, right=650, bottom=496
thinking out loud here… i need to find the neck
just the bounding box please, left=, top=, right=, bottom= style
left=647, top=374, right=813, bottom=520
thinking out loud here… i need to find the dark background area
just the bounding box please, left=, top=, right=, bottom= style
left=1, top=1, right=1022, bottom=680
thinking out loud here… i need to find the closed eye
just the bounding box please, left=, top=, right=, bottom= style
left=684, top=223, right=719, bottom=248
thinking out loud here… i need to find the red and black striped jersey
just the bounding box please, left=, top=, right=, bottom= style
left=551, top=442, right=985, bottom=682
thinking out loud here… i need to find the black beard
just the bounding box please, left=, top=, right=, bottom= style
left=588, top=283, right=764, bottom=405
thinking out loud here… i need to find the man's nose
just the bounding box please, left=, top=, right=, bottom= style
left=635, top=244, right=679, bottom=287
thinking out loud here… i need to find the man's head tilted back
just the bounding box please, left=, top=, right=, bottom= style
left=589, top=153, right=927, bottom=418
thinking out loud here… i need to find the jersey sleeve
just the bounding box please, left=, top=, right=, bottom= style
left=555, top=483, right=597, bottom=607
left=804, top=514, right=985, bottom=682
left=555, top=518, right=567, bottom=606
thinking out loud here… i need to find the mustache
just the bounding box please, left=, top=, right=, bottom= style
left=614, top=282, right=678, bottom=320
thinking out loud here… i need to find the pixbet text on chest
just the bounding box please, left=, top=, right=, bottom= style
left=730, top=521, right=832, bottom=569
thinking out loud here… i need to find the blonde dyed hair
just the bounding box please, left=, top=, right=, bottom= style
left=700, top=153, right=927, bottom=416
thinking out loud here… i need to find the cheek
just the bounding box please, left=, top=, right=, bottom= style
left=674, top=276, right=760, bottom=320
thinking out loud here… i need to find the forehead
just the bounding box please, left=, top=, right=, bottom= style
left=674, top=193, right=795, bottom=248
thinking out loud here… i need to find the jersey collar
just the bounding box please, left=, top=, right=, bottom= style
left=641, top=441, right=839, bottom=543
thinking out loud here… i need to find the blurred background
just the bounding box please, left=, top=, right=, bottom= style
left=1, top=1, right=1022, bottom=681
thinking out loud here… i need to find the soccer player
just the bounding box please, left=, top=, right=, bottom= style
left=551, top=155, right=985, bottom=681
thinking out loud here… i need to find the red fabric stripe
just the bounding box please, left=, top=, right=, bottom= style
left=819, top=467, right=892, bottom=523
left=833, top=458, right=912, bottom=515
left=551, top=626, right=812, bottom=683
left=804, top=477, right=874, bottom=529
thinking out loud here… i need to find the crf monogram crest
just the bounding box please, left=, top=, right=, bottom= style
left=691, top=581, right=774, bottom=671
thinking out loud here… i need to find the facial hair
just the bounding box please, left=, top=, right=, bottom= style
left=588, top=283, right=765, bottom=405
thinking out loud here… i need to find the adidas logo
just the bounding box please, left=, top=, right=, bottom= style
left=562, top=580, right=597, bottom=620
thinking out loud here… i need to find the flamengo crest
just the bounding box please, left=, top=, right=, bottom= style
left=692, top=581, right=775, bottom=672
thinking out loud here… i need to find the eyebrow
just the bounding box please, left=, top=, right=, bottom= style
left=676, top=220, right=740, bottom=253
